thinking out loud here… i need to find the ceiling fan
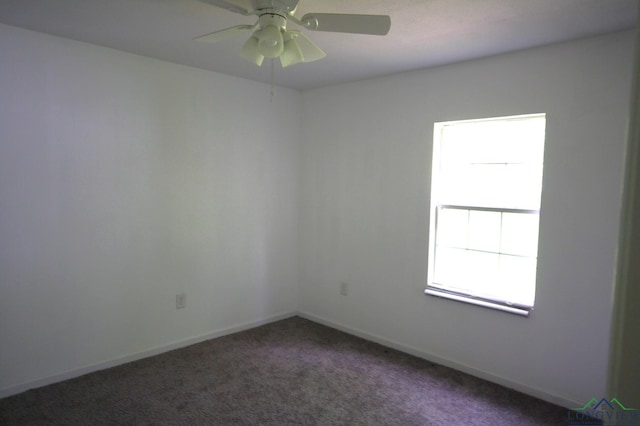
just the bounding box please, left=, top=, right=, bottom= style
left=195, top=0, right=391, bottom=68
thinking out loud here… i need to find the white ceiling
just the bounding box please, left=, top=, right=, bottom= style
left=0, top=0, right=637, bottom=90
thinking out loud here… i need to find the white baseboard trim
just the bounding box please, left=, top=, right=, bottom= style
left=0, top=311, right=296, bottom=399
left=298, top=311, right=581, bottom=409
left=2, top=310, right=582, bottom=409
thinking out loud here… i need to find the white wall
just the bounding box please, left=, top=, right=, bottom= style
left=298, top=31, right=635, bottom=407
left=0, top=24, right=300, bottom=395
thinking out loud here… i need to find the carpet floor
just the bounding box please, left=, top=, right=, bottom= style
left=0, top=316, right=572, bottom=425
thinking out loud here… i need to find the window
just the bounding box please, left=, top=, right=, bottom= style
left=426, top=114, right=546, bottom=316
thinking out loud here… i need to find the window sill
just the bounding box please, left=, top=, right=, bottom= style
left=424, top=288, right=531, bottom=317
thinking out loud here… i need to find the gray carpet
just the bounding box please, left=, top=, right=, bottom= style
left=0, top=316, right=571, bottom=425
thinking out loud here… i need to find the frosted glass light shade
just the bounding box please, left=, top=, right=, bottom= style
left=280, top=37, right=303, bottom=68
left=240, top=36, right=264, bottom=66
left=258, top=25, right=283, bottom=58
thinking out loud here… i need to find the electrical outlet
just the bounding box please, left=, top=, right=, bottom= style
left=339, top=282, right=348, bottom=296
left=176, top=293, right=186, bottom=309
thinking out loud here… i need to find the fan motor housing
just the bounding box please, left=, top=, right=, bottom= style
left=258, top=13, right=287, bottom=30
left=253, top=0, right=298, bottom=14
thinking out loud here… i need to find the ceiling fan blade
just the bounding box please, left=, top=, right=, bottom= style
left=193, top=25, right=255, bottom=43
left=288, top=31, right=326, bottom=63
left=199, top=0, right=253, bottom=16
left=300, top=13, right=391, bottom=35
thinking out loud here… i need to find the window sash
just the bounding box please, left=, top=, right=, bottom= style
left=429, top=204, right=539, bottom=309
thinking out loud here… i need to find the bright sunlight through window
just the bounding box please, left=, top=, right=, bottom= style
left=426, top=114, right=546, bottom=316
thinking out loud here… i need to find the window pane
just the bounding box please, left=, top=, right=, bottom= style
left=468, top=210, right=500, bottom=253
left=497, top=255, right=537, bottom=306
left=436, top=208, right=468, bottom=248
left=466, top=251, right=499, bottom=294
left=433, top=247, right=466, bottom=287
left=439, top=164, right=542, bottom=209
left=501, top=213, right=539, bottom=257
left=440, top=117, right=545, bottom=165
left=434, top=248, right=500, bottom=295
left=434, top=244, right=537, bottom=307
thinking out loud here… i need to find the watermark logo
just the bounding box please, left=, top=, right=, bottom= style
left=569, top=398, right=639, bottom=425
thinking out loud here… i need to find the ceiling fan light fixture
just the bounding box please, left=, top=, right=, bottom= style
left=240, top=35, right=264, bottom=66
left=280, top=34, right=303, bottom=67
left=258, top=24, right=284, bottom=58
left=196, top=0, right=391, bottom=68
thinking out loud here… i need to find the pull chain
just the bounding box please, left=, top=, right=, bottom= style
left=270, top=59, right=275, bottom=102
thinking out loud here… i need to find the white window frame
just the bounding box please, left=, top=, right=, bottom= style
left=426, top=114, right=546, bottom=317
